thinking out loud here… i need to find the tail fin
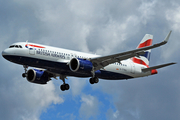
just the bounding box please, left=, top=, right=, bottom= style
left=131, top=34, right=153, bottom=67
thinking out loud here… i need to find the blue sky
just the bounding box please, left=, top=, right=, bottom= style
left=40, top=81, right=113, bottom=120
left=0, top=0, right=180, bottom=120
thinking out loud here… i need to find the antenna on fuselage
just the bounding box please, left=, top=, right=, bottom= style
left=25, top=40, right=28, bottom=48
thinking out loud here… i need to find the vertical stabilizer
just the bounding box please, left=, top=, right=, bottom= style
left=131, top=34, right=153, bottom=67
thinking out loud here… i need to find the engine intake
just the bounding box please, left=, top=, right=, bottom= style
left=69, top=58, right=93, bottom=73
left=26, top=69, right=50, bottom=84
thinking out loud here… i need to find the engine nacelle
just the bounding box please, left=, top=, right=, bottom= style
left=26, top=69, right=50, bottom=84
left=69, top=58, right=93, bottom=74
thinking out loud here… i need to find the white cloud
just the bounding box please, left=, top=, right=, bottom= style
left=166, top=5, right=180, bottom=32
left=0, top=64, right=64, bottom=120
left=162, top=5, right=180, bottom=60
left=138, top=0, right=157, bottom=25
left=69, top=77, right=87, bottom=96
left=94, top=15, right=139, bottom=55
left=79, top=94, right=100, bottom=119
left=113, top=110, right=120, bottom=119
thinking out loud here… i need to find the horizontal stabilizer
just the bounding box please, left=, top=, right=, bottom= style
left=142, top=62, right=176, bottom=72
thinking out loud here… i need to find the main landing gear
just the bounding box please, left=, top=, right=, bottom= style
left=89, top=69, right=99, bottom=84
left=60, top=75, right=70, bottom=91
left=89, top=70, right=99, bottom=84
left=22, top=65, right=28, bottom=78
left=89, top=77, right=99, bottom=84
left=59, top=76, right=99, bottom=91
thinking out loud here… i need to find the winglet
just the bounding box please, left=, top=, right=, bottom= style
left=164, top=30, right=172, bottom=43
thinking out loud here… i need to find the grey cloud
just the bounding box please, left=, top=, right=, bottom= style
left=0, top=0, right=48, bottom=45
left=98, top=70, right=180, bottom=120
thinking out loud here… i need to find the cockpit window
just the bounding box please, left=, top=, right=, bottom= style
left=9, top=45, right=23, bottom=48
left=9, top=45, right=15, bottom=48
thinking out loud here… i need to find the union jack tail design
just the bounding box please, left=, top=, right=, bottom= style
left=131, top=34, right=153, bottom=67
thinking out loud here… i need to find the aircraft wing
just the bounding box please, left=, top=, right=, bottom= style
left=90, top=31, right=172, bottom=71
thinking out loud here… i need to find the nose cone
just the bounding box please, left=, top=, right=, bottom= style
left=2, top=49, right=11, bottom=60
left=2, top=48, right=19, bottom=63
left=2, top=50, right=6, bottom=57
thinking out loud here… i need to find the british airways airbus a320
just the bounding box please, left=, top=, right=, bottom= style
left=2, top=31, right=176, bottom=91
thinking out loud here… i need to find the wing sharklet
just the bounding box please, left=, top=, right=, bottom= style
left=164, top=30, right=172, bottom=43
left=142, top=62, right=176, bottom=72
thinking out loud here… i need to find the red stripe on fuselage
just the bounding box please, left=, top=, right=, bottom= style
left=26, top=44, right=45, bottom=48
left=138, top=39, right=152, bottom=48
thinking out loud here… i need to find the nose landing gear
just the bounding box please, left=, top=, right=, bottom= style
left=22, top=65, right=28, bottom=78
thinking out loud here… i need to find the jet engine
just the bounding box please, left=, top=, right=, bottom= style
left=26, top=69, right=51, bottom=84
left=69, top=58, right=93, bottom=74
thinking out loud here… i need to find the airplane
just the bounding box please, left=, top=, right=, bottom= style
left=2, top=31, right=176, bottom=91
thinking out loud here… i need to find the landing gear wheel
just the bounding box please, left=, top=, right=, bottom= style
left=65, top=84, right=70, bottom=90
left=89, top=77, right=99, bottom=84
left=60, top=84, right=66, bottom=91
left=59, top=75, right=70, bottom=91
left=94, top=77, right=99, bottom=83
left=22, top=73, right=27, bottom=78
left=60, top=84, right=70, bottom=91
left=89, top=78, right=94, bottom=84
